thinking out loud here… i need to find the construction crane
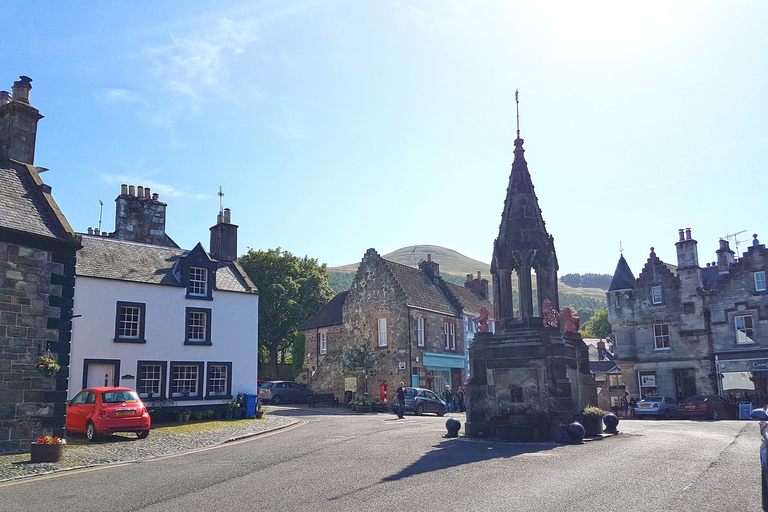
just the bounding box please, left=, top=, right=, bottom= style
left=721, top=230, right=748, bottom=256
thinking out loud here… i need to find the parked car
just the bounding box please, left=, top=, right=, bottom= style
left=66, top=387, right=151, bottom=441
left=634, top=396, right=679, bottom=419
left=750, top=408, right=768, bottom=510
left=258, top=381, right=312, bottom=404
left=679, top=395, right=739, bottom=420
left=391, top=387, right=446, bottom=416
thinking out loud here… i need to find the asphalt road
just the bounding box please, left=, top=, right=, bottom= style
left=0, top=409, right=762, bottom=512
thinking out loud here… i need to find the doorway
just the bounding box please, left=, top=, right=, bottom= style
left=675, top=368, right=697, bottom=400
left=82, top=359, right=120, bottom=390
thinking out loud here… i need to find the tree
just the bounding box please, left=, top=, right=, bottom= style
left=238, top=247, right=335, bottom=377
left=579, top=308, right=612, bottom=339
left=292, top=331, right=306, bottom=374
left=342, top=344, right=378, bottom=396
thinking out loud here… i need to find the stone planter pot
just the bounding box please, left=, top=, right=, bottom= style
left=182, top=412, right=191, bottom=422
left=356, top=405, right=372, bottom=413
left=371, top=404, right=387, bottom=413
left=578, top=415, right=604, bottom=436
left=30, top=442, right=65, bottom=463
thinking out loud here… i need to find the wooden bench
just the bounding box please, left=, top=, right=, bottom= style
left=308, top=393, right=339, bottom=407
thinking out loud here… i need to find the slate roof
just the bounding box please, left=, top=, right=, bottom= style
left=701, top=265, right=722, bottom=291
left=382, top=259, right=460, bottom=316
left=444, top=282, right=494, bottom=318
left=608, top=255, right=636, bottom=291
left=76, top=235, right=256, bottom=293
left=301, top=291, right=349, bottom=330
left=0, top=162, right=75, bottom=242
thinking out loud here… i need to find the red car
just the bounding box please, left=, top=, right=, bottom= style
left=66, top=387, right=151, bottom=441
left=679, top=395, right=739, bottom=420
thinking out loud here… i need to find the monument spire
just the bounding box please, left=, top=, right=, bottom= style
left=491, top=93, right=559, bottom=328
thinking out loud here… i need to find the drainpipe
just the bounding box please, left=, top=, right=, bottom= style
left=705, top=309, right=718, bottom=396
left=407, top=307, right=412, bottom=387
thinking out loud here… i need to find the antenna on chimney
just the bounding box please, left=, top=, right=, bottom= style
left=98, top=200, right=104, bottom=234
left=721, top=230, right=747, bottom=256
left=218, top=186, right=225, bottom=215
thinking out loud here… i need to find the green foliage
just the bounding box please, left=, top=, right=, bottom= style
left=579, top=405, right=606, bottom=417
left=292, top=331, right=306, bottom=373
left=560, top=273, right=613, bottom=290
left=328, top=272, right=355, bottom=293
left=342, top=344, right=377, bottom=374
left=579, top=308, right=611, bottom=338
left=238, top=247, right=335, bottom=373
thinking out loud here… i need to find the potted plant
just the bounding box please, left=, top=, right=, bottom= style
left=192, top=410, right=203, bottom=421
left=30, top=435, right=66, bottom=463
left=577, top=405, right=606, bottom=436
left=229, top=401, right=241, bottom=419
left=204, top=409, right=215, bottom=420
left=354, top=396, right=372, bottom=413
left=35, top=356, right=60, bottom=377
left=182, top=410, right=192, bottom=422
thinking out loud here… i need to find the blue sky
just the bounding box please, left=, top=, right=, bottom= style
left=5, top=1, right=767, bottom=276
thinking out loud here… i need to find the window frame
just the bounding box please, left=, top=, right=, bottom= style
left=450, top=323, right=456, bottom=351
left=185, top=307, right=212, bottom=345
left=377, top=317, right=388, bottom=347
left=319, top=330, right=327, bottom=355
left=653, top=323, right=671, bottom=350
left=136, top=360, right=167, bottom=400
left=206, top=361, right=233, bottom=399
left=170, top=361, right=204, bottom=400
left=735, top=315, right=756, bottom=344
left=417, top=317, right=425, bottom=347
left=187, top=266, right=209, bottom=297
left=444, top=322, right=450, bottom=350
left=651, top=286, right=663, bottom=305
left=114, top=301, right=146, bottom=343
left=755, top=271, right=767, bottom=292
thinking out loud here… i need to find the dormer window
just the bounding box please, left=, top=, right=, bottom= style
left=189, top=267, right=208, bottom=296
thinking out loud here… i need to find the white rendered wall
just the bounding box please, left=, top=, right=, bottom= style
left=69, top=276, right=259, bottom=403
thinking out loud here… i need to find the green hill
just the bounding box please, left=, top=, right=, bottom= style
left=328, top=245, right=607, bottom=320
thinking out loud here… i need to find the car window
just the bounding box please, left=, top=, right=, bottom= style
left=86, top=391, right=96, bottom=404
left=102, top=390, right=139, bottom=403
left=425, top=391, right=438, bottom=400
left=72, top=391, right=88, bottom=405
left=278, top=382, right=288, bottom=389
left=406, top=389, right=416, bottom=397
left=417, top=390, right=426, bottom=397
left=262, top=383, right=273, bottom=389
left=645, top=397, right=663, bottom=402
left=289, top=383, right=301, bottom=389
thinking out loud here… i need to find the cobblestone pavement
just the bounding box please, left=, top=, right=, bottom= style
left=0, top=414, right=298, bottom=483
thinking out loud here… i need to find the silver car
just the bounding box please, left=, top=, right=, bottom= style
left=634, top=396, right=679, bottom=419
left=258, top=381, right=312, bottom=405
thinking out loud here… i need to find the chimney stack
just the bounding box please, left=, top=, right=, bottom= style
left=209, top=208, right=238, bottom=262
left=114, top=184, right=175, bottom=247
left=418, top=255, right=440, bottom=279
left=675, top=227, right=699, bottom=269
left=0, top=75, right=44, bottom=165
left=716, top=239, right=735, bottom=272
left=464, top=271, right=490, bottom=300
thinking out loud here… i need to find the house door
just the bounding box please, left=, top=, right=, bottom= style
left=87, top=363, right=116, bottom=388
left=675, top=369, right=697, bottom=400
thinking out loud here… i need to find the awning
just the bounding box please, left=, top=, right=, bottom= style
left=422, top=352, right=466, bottom=369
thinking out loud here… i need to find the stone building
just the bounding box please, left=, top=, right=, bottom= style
left=300, top=249, right=494, bottom=402
left=607, top=228, right=768, bottom=403
left=0, top=76, right=81, bottom=454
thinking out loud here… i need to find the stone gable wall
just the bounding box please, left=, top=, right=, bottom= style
left=0, top=240, right=74, bottom=454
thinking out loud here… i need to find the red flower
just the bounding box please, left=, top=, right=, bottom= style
left=37, top=438, right=45, bottom=443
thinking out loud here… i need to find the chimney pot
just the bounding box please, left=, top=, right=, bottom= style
left=223, top=208, right=231, bottom=224
left=144, top=187, right=151, bottom=198
left=0, top=91, right=10, bottom=106
left=678, top=229, right=685, bottom=242
left=477, top=271, right=481, bottom=279
left=152, top=193, right=159, bottom=200
left=685, top=228, right=692, bottom=240
left=121, top=184, right=128, bottom=195
left=427, top=254, right=432, bottom=262
left=11, top=76, right=32, bottom=104
left=94, top=228, right=100, bottom=235
left=137, top=186, right=144, bottom=198
left=87, top=227, right=94, bottom=235
left=128, top=185, right=135, bottom=196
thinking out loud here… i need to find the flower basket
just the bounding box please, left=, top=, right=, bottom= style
left=30, top=437, right=66, bottom=463
left=36, top=353, right=60, bottom=377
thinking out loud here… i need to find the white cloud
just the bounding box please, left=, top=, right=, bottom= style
left=98, top=171, right=209, bottom=200
left=93, top=88, right=144, bottom=104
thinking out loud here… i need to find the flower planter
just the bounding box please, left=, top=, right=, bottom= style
left=254, top=410, right=264, bottom=419
left=356, top=405, right=372, bottom=413
left=30, top=442, right=65, bottom=463
left=371, top=404, right=387, bottom=413
left=578, top=415, right=604, bottom=436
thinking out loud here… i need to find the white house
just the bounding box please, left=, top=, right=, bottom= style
left=69, top=185, right=258, bottom=410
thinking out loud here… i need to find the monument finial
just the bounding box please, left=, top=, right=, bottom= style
left=515, top=89, right=520, bottom=139
left=619, top=241, right=624, bottom=255
left=218, top=186, right=225, bottom=215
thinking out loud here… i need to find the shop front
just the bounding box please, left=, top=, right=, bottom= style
left=715, top=354, right=768, bottom=404
left=421, top=352, right=467, bottom=392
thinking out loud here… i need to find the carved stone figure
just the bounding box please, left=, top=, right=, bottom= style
left=477, top=306, right=490, bottom=332
left=541, top=298, right=560, bottom=328
left=561, top=307, right=580, bottom=333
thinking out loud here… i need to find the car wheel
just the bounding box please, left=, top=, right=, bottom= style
left=415, top=404, right=424, bottom=416
left=86, top=421, right=98, bottom=442
left=271, top=395, right=282, bottom=405
left=137, top=430, right=149, bottom=439
left=712, top=411, right=719, bottom=420
left=437, top=407, right=445, bottom=417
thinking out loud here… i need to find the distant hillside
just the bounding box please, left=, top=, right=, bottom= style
left=327, top=245, right=608, bottom=319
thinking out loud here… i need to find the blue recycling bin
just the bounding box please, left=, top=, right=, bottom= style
left=243, top=393, right=259, bottom=418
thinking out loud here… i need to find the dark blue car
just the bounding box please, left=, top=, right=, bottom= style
left=392, top=387, right=446, bottom=416
left=750, top=408, right=768, bottom=510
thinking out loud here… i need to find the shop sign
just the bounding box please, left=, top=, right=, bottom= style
left=640, top=374, right=656, bottom=387
left=398, top=362, right=406, bottom=370
left=345, top=378, right=357, bottom=391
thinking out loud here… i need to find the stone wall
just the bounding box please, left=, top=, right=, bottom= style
left=0, top=240, right=74, bottom=454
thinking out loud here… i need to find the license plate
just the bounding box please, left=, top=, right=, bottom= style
left=640, top=404, right=651, bottom=408
left=116, top=410, right=135, bottom=416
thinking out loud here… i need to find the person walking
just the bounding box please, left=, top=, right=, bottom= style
left=456, top=386, right=466, bottom=413
left=629, top=397, right=637, bottom=418
left=396, top=382, right=406, bottom=419
left=444, top=385, right=454, bottom=413
left=621, top=392, right=629, bottom=417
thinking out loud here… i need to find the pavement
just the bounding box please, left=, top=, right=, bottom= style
left=0, top=411, right=300, bottom=483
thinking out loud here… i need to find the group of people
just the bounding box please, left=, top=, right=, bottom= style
left=619, top=392, right=638, bottom=418
left=394, top=382, right=466, bottom=419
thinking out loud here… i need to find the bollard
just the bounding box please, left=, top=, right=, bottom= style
left=603, top=413, right=619, bottom=434
left=445, top=418, right=461, bottom=438
left=567, top=422, right=585, bottom=444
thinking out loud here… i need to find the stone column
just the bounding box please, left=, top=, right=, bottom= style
left=518, top=266, right=534, bottom=319
left=497, top=269, right=515, bottom=330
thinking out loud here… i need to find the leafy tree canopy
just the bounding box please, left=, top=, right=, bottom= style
left=560, top=273, right=613, bottom=290
left=342, top=344, right=378, bottom=374
left=239, top=247, right=334, bottom=374
left=579, top=308, right=612, bottom=338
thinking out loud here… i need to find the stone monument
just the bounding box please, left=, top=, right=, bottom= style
left=465, top=97, right=597, bottom=441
